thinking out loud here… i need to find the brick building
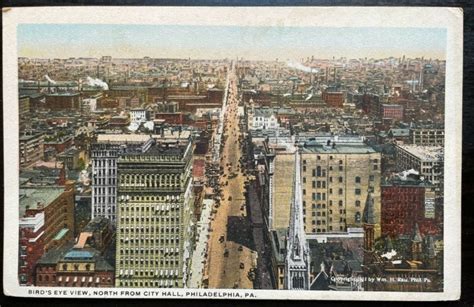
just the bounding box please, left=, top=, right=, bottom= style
left=19, top=182, right=75, bottom=285
left=44, top=136, right=74, bottom=155
left=35, top=245, right=114, bottom=287
left=381, top=171, right=439, bottom=238
left=155, top=112, right=185, bottom=125
left=19, top=211, right=45, bottom=285
left=35, top=217, right=114, bottom=287
left=322, top=91, right=344, bottom=108
left=44, top=93, right=81, bottom=111
left=381, top=104, right=404, bottom=121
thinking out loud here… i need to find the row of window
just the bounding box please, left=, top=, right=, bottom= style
left=93, top=159, right=116, bottom=167
left=303, top=188, right=369, bottom=198
left=119, top=238, right=180, bottom=244
left=120, top=204, right=181, bottom=212
left=118, top=280, right=179, bottom=287
left=119, top=172, right=185, bottom=183
left=118, top=195, right=181, bottom=202
left=94, top=177, right=116, bottom=185
left=302, top=199, right=364, bottom=208
left=306, top=226, right=345, bottom=233
left=118, top=259, right=180, bottom=266
left=119, top=216, right=179, bottom=223
left=119, top=228, right=181, bottom=234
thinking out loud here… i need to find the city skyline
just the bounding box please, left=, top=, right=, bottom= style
left=18, top=24, right=447, bottom=60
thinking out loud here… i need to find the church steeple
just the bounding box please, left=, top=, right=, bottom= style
left=411, top=223, right=423, bottom=261
left=363, top=192, right=376, bottom=263
left=285, top=148, right=311, bottom=290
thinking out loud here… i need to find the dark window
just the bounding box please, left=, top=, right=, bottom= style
left=355, top=212, right=361, bottom=223
left=355, top=189, right=361, bottom=195
left=339, top=176, right=343, bottom=183
left=355, top=176, right=361, bottom=183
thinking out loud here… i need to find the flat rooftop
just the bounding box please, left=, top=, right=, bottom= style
left=301, top=143, right=377, bottom=154
left=97, top=134, right=151, bottom=143
left=97, top=131, right=191, bottom=143
left=396, top=145, right=443, bottom=161
left=19, top=187, right=64, bottom=217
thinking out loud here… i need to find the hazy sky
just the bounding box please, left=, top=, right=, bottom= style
left=18, top=24, right=446, bottom=60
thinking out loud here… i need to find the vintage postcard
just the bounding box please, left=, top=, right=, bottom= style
left=2, top=6, right=462, bottom=300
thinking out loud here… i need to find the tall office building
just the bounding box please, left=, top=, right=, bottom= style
left=115, top=136, right=195, bottom=288
left=265, top=135, right=382, bottom=238
left=91, top=135, right=153, bottom=225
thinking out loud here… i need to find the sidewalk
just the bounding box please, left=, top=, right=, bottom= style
left=188, top=199, right=213, bottom=288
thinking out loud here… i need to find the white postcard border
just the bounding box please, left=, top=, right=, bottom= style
left=3, top=6, right=463, bottom=300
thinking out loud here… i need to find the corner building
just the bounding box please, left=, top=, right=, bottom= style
left=115, top=138, right=195, bottom=288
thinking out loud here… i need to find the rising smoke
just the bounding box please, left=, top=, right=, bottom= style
left=286, top=60, right=319, bottom=73
left=86, top=76, right=109, bottom=90
left=44, top=75, right=57, bottom=84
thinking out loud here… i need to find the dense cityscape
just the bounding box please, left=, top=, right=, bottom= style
left=18, top=54, right=445, bottom=291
